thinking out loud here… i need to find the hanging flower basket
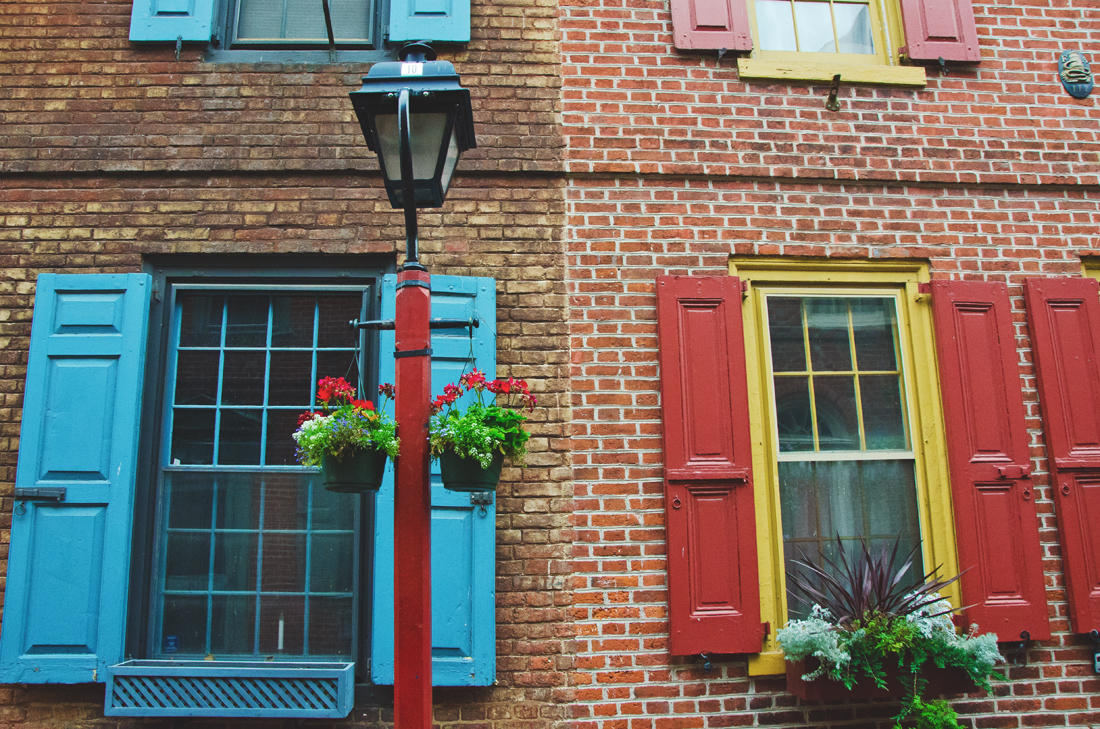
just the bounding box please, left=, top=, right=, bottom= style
left=786, top=658, right=979, bottom=701
left=440, top=450, right=504, bottom=492
left=321, top=448, right=388, bottom=493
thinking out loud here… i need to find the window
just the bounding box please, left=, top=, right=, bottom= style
left=669, top=0, right=979, bottom=85
left=739, top=265, right=955, bottom=672
left=127, top=0, right=470, bottom=53
left=763, top=293, right=925, bottom=619
left=155, top=288, right=367, bottom=660
left=0, top=269, right=498, bottom=714
left=655, top=260, right=1050, bottom=672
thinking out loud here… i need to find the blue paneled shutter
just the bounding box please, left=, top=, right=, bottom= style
left=388, top=0, right=471, bottom=43
left=129, top=0, right=216, bottom=41
left=372, top=274, right=496, bottom=686
left=0, top=274, right=152, bottom=684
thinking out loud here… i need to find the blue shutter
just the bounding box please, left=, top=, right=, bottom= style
left=372, top=274, right=496, bottom=686
left=388, top=0, right=470, bottom=43
left=0, top=274, right=152, bottom=684
left=129, top=0, right=216, bottom=41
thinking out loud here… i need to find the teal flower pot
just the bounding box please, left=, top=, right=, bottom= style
left=440, top=451, right=504, bottom=492
left=321, top=449, right=387, bottom=493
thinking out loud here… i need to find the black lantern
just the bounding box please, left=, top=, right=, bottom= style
left=350, top=43, right=476, bottom=210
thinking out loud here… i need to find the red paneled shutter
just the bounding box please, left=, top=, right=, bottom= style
left=899, top=0, right=980, bottom=62
left=1025, top=277, right=1100, bottom=634
left=932, top=281, right=1049, bottom=642
left=670, top=0, right=752, bottom=51
left=657, top=275, right=763, bottom=655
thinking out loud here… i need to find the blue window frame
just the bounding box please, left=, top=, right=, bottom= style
left=153, top=286, right=368, bottom=660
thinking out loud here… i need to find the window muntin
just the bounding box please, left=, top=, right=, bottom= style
left=154, top=286, right=367, bottom=660
left=763, top=293, right=924, bottom=619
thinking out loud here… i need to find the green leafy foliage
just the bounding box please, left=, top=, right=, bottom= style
left=777, top=536, right=1003, bottom=729
left=293, top=377, right=400, bottom=464
left=429, top=369, right=536, bottom=468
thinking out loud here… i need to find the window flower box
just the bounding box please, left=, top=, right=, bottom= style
left=786, top=658, right=979, bottom=701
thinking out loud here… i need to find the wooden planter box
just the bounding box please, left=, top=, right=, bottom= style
left=786, top=659, right=979, bottom=701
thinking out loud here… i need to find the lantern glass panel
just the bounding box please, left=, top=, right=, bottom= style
left=374, top=112, right=451, bottom=182
left=439, top=129, right=460, bottom=196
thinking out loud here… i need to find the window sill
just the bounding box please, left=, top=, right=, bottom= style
left=202, top=48, right=392, bottom=65
left=748, top=650, right=787, bottom=676
left=737, top=58, right=927, bottom=87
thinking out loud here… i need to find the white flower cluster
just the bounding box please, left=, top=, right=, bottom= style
left=906, top=592, right=1003, bottom=672
left=775, top=605, right=851, bottom=680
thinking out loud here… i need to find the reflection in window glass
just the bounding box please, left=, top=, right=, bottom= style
left=236, top=0, right=370, bottom=44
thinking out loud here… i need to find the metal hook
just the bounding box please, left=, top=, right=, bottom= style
left=700, top=652, right=713, bottom=672
left=1011, top=630, right=1031, bottom=666
left=1089, top=630, right=1100, bottom=674
left=175, top=36, right=182, bottom=61
left=14, top=501, right=24, bottom=517
left=825, top=74, right=841, bottom=112
left=938, top=57, right=949, bottom=76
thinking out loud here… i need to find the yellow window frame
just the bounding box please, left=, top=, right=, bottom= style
left=737, top=0, right=927, bottom=86
left=729, top=258, right=959, bottom=676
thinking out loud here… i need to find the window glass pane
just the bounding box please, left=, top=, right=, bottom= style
left=167, top=472, right=214, bottom=529
left=218, top=409, right=262, bottom=465
left=774, top=375, right=814, bottom=452
left=860, top=374, right=907, bottom=449
left=262, top=533, right=307, bottom=592
left=316, top=350, right=359, bottom=391
left=780, top=460, right=924, bottom=618
left=179, top=295, right=223, bottom=347
left=269, top=351, right=313, bottom=406
left=239, top=0, right=371, bottom=42
left=834, top=2, right=875, bottom=54
left=175, top=351, right=220, bottom=406
left=161, top=596, right=208, bottom=655
left=221, top=351, right=266, bottom=405
left=310, top=598, right=354, bottom=656
left=793, top=1, right=835, bottom=52
left=812, top=375, right=860, bottom=450
left=277, top=0, right=329, bottom=40
left=214, top=532, right=258, bottom=591
left=272, top=296, right=315, bottom=348
left=216, top=473, right=261, bottom=530
left=767, top=297, right=806, bottom=371
left=211, top=596, right=256, bottom=654
left=318, top=295, right=363, bottom=348
left=236, top=0, right=284, bottom=40
left=225, top=295, right=268, bottom=347
left=171, top=408, right=215, bottom=465
left=311, top=533, right=355, bottom=592
left=259, top=596, right=305, bottom=654
left=265, top=409, right=303, bottom=466
left=264, top=476, right=309, bottom=531
left=806, top=298, right=852, bottom=371
left=852, top=298, right=898, bottom=370
left=756, top=0, right=798, bottom=51
left=164, top=532, right=211, bottom=591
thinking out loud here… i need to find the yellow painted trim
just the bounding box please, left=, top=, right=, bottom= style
left=730, top=258, right=959, bottom=673
left=749, top=651, right=788, bottom=676
left=1082, top=261, right=1099, bottom=281
left=737, top=58, right=927, bottom=87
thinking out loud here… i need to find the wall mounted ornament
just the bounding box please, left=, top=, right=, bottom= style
left=1059, top=50, right=1093, bottom=99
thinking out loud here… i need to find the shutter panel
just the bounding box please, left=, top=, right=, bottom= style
left=129, top=0, right=216, bottom=41
left=0, top=274, right=151, bottom=683
left=932, top=281, right=1049, bottom=642
left=657, top=275, right=763, bottom=655
left=670, top=0, right=752, bottom=51
left=899, top=0, right=980, bottom=62
left=389, top=0, right=470, bottom=44
left=372, top=274, right=496, bottom=685
left=1025, top=277, right=1100, bottom=634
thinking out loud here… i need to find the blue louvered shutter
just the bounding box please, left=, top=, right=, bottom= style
left=129, top=0, right=216, bottom=41
left=0, top=274, right=152, bottom=684
left=372, top=274, right=496, bottom=686
left=388, top=0, right=470, bottom=43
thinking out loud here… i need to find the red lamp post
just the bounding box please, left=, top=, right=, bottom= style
left=350, top=43, right=477, bottom=729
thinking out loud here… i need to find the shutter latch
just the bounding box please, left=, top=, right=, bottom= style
left=175, top=36, right=182, bottom=61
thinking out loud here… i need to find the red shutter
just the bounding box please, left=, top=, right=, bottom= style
left=670, top=0, right=752, bottom=52
left=1025, top=277, right=1100, bottom=634
left=932, top=281, right=1049, bottom=642
left=899, top=0, right=980, bottom=62
left=657, top=275, right=763, bottom=655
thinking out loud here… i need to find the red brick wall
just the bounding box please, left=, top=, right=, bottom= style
left=560, top=0, right=1100, bottom=724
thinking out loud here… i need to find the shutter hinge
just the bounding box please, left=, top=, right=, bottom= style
left=915, top=282, right=932, bottom=302
left=740, top=279, right=749, bottom=298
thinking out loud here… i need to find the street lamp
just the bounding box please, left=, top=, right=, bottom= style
left=349, top=42, right=477, bottom=729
